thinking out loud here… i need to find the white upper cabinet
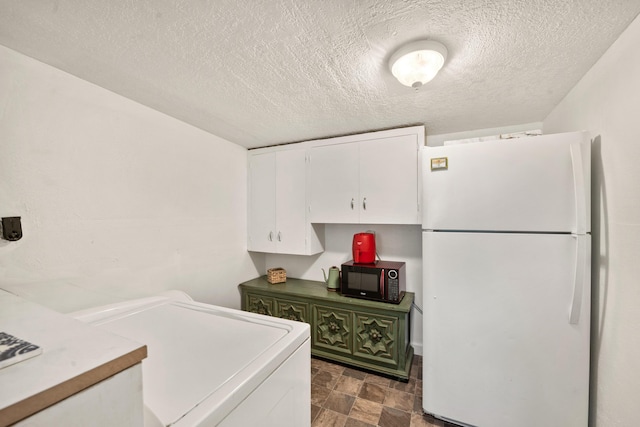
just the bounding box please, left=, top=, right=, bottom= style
left=248, top=152, right=276, bottom=253
left=359, top=134, right=420, bottom=224
left=309, top=127, right=423, bottom=224
left=248, top=148, right=324, bottom=255
left=308, top=142, right=360, bottom=223
left=247, top=126, right=422, bottom=256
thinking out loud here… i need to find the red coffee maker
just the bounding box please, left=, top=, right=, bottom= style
left=352, top=232, right=376, bottom=264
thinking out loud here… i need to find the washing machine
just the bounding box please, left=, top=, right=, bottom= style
left=71, top=294, right=310, bottom=427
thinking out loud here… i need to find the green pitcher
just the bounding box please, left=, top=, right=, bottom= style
left=321, top=266, right=340, bottom=291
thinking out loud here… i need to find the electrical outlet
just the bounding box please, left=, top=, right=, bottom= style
left=1, top=217, right=23, bottom=241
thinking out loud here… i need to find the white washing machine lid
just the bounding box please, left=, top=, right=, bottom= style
left=72, top=296, right=309, bottom=426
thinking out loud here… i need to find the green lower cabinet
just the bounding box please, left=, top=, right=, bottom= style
left=312, top=305, right=352, bottom=355
left=239, top=277, right=414, bottom=380
left=246, top=293, right=275, bottom=316
left=276, top=299, right=309, bottom=323
left=353, top=312, right=398, bottom=367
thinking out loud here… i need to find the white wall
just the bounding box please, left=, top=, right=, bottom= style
left=543, top=15, right=640, bottom=427
left=0, top=45, right=260, bottom=312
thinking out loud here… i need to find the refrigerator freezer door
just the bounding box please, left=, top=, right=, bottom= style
left=422, top=231, right=590, bottom=427
left=422, top=131, right=590, bottom=233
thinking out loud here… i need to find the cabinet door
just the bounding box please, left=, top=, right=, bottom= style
left=312, top=305, right=352, bottom=355
left=276, top=299, right=309, bottom=323
left=246, top=294, right=276, bottom=316
left=353, top=311, right=399, bottom=367
left=248, top=153, right=276, bottom=252
left=275, top=150, right=308, bottom=254
left=309, top=143, right=359, bottom=223
left=359, top=135, right=420, bottom=224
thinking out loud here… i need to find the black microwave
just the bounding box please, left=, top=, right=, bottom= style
left=340, top=260, right=406, bottom=304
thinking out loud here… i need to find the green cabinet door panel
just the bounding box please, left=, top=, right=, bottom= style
left=246, top=294, right=275, bottom=317
left=313, top=305, right=352, bottom=355
left=276, top=299, right=309, bottom=323
left=353, top=312, right=398, bottom=366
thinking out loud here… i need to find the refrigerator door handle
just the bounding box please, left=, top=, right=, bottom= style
left=569, top=235, right=588, bottom=324
left=570, top=143, right=588, bottom=235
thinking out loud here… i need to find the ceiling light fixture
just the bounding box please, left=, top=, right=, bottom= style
left=389, top=40, right=448, bottom=88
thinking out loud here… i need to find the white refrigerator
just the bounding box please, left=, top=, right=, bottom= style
left=421, top=131, right=591, bottom=427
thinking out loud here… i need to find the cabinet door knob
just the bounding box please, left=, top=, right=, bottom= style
left=277, top=231, right=282, bottom=242
left=363, top=197, right=367, bottom=210
left=269, top=231, right=273, bottom=241
left=351, top=198, right=355, bottom=210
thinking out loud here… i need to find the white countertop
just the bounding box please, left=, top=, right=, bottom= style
left=0, top=289, right=147, bottom=425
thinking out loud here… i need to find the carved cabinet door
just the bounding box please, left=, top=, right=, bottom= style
left=312, top=305, right=352, bottom=355
left=353, top=311, right=399, bottom=367
left=246, top=294, right=275, bottom=317
left=276, top=299, right=309, bottom=323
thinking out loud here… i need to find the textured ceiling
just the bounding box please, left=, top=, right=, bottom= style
left=1, top=1, right=639, bottom=148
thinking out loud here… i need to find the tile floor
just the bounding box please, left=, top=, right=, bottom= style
left=311, top=355, right=456, bottom=427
